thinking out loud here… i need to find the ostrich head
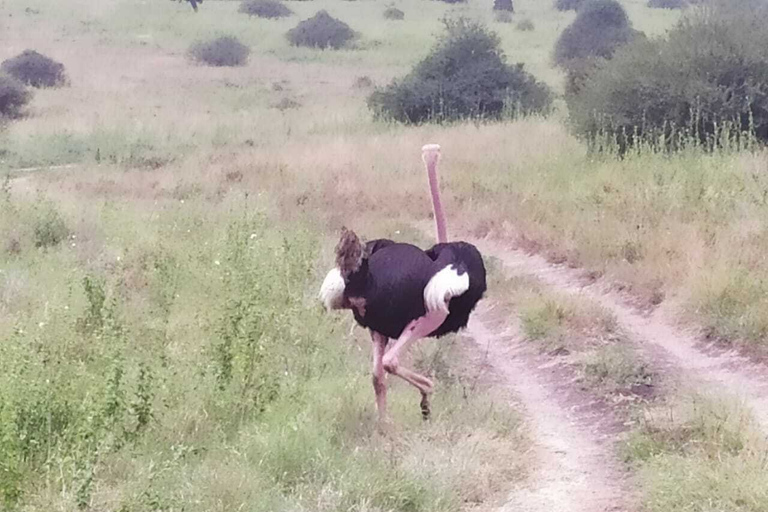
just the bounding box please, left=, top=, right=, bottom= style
left=421, top=144, right=447, bottom=244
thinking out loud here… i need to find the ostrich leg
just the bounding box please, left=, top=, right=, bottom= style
left=382, top=310, right=448, bottom=420
left=371, top=331, right=389, bottom=422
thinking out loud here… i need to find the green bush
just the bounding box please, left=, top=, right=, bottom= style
left=286, top=10, right=356, bottom=49
left=494, top=0, right=514, bottom=11
left=554, top=0, right=642, bottom=69
left=188, top=36, right=250, bottom=67
left=567, top=0, right=768, bottom=150
left=1, top=50, right=67, bottom=88
left=33, top=203, right=69, bottom=249
left=238, top=0, right=293, bottom=19
left=383, top=6, right=405, bottom=20
left=0, top=74, right=32, bottom=118
left=555, top=0, right=587, bottom=11
left=368, top=18, right=552, bottom=124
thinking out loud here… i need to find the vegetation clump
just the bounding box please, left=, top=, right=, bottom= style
left=493, top=0, right=514, bottom=11
left=286, top=10, right=356, bottom=49
left=555, top=0, right=587, bottom=11
left=1, top=50, right=67, bottom=88
left=188, top=36, right=250, bottom=67
left=383, top=6, right=405, bottom=20
left=554, top=0, right=642, bottom=69
left=0, top=74, right=32, bottom=118
left=238, top=0, right=293, bottom=19
left=368, top=19, right=552, bottom=124
left=567, top=0, right=768, bottom=150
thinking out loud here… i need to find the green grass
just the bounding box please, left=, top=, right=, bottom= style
left=0, top=181, right=526, bottom=510
left=625, top=394, right=768, bottom=512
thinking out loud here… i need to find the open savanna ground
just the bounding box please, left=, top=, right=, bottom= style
left=3, top=0, right=768, bottom=511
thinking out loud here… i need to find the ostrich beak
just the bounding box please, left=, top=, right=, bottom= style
left=421, top=143, right=441, bottom=167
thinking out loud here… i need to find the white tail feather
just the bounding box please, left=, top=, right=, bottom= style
left=319, top=267, right=346, bottom=310
left=424, top=265, right=470, bottom=314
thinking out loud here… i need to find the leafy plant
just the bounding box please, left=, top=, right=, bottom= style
left=1, top=50, right=67, bottom=88
left=188, top=36, right=250, bottom=67
left=286, top=10, right=356, bottom=49
left=368, top=18, right=552, bottom=123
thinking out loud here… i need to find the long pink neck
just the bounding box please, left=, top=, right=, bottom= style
left=426, top=158, right=447, bottom=244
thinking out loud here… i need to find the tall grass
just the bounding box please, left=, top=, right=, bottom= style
left=625, top=394, right=768, bottom=512
left=0, top=180, right=526, bottom=510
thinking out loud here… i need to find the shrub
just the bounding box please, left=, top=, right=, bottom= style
left=648, top=0, right=687, bottom=8
left=286, top=10, right=356, bottom=49
left=383, top=6, right=405, bottom=20
left=494, top=0, right=514, bottom=11
left=0, top=74, right=32, bottom=118
left=188, top=36, right=250, bottom=67
left=0, top=50, right=67, bottom=88
left=368, top=18, right=552, bottom=124
left=33, top=203, right=69, bottom=249
left=567, top=0, right=768, bottom=150
left=238, top=0, right=293, bottom=18
left=555, top=0, right=587, bottom=11
left=516, top=18, right=535, bottom=31
left=554, top=0, right=642, bottom=69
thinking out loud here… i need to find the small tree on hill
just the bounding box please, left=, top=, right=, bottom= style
left=239, top=0, right=293, bottom=19
left=1, top=50, right=67, bottom=88
left=368, top=18, right=552, bottom=123
left=494, top=0, right=514, bottom=12
left=188, top=36, right=250, bottom=66
left=286, top=10, right=356, bottom=49
left=554, top=0, right=641, bottom=69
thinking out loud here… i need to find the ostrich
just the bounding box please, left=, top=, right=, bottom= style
left=319, top=144, right=487, bottom=421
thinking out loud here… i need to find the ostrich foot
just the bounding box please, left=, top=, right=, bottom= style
left=420, top=393, right=431, bottom=421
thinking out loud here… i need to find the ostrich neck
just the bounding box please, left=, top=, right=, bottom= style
left=427, top=160, right=447, bottom=244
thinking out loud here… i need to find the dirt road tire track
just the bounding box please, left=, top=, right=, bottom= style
left=473, top=236, right=768, bottom=433
left=462, top=309, right=634, bottom=512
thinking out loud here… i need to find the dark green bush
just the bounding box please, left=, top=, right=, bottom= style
left=567, top=0, right=768, bottom=150
left=383, top=6, right=405, bottom=20
left=286, top=10, right=356, bottom=49
left=368, top=18, right=552, bottom=124
left=1, top=50, right=67, bottom=88
left=238, top=0, right=293, bottom=18
left=648, top=0, right=687, bottom=8
left=554, top=0, right=642, bottom=69
left=0, top=74, right=32, bottom=118
left=494, top=0, right=514, bottom=11
left=555, top=0, right=587, bottom=11
left=33, top=203, right=69, bottom=249
left=188, top=36, right=250, bottom=67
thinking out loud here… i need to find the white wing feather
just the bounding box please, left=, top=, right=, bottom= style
left=424, top=265, right=470, bottom=314
left=319, top=267, right=346, bottom=310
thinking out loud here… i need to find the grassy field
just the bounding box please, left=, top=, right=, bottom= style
left=2, top=0, right=768, bottom=510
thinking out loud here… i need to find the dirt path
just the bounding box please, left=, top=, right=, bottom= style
left=463, top=311, right=632, bottom=512
left=474, top=236, right=768, bottom=433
